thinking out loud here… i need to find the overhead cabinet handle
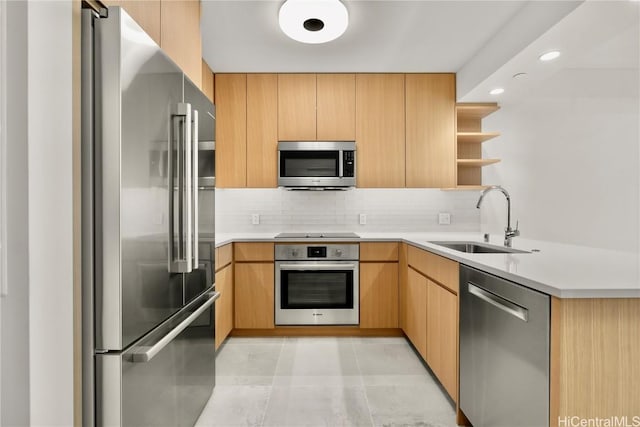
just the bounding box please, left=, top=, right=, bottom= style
left=131, top=291, right=220, bottom=363
left=168, top=103, right=193, bottom=273
left=468, top=282, right=529, bottom=322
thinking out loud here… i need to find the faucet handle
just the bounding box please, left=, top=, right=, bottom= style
left=512, top=221, right=520, bottom=237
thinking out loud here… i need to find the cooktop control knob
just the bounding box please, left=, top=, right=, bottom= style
left=291, top=249, right=299, bottom=257
left=335, top=249, right=343, bottom=257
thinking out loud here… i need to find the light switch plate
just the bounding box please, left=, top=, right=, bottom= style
left=251, top=213, right=260, bottom=225
left=359, top=213, right=367, bottom=225
left=438, top=212, right=451, bottom=225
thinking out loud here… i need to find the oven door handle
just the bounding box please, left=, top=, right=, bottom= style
left=278, top=263, right=357, bottom=270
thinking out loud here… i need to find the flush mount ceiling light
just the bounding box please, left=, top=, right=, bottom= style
left=539, top=50, right=561, bottom=62
left=489, top=88, right=505, bottom=95
left=279, top=0, right=349, bottom=44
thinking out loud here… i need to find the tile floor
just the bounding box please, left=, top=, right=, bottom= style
left=195, top=337, right=457, bottom=427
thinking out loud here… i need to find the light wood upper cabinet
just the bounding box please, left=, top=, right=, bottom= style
left=405, top=267, right=427, bottom=359
left=360, top=263, right=399, bottom=329
left=317, top=74, right=356, bottom=141
left=247, top=74, right=278, bottom=188
left=215, top=264, right=233, bottom=349
left=278, top=74, right=317, bottom=141
left=201, top=60, right=214, bottom=103
left=234, top=263, right=275, bottom=329
left=215, top=74, right=247, bottom=188
left=406, top=74, right=456, bottom=188
left=356, top=74, right=406, bottom=188
left=426, top=279, right=458, bottom=401
left=104, top=0, right=161, bottom=45
left=161, top=0, right=202, bottom=88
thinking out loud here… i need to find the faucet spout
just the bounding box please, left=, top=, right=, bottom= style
left=476, top=186, right=519, bottom=247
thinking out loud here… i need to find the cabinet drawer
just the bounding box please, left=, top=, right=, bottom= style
left=407, top=245, right=458, bottom=293
left=215, top=244, right=233, bottom=271
left=360, top=242, right=399, bottom=261
left=234, top=242, right=274, bottom=262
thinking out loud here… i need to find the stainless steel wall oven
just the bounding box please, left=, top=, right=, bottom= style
left=275, top=244, right=359, bottom=325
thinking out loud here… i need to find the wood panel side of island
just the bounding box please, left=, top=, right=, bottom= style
left=550, top=297, right=640, bottom=426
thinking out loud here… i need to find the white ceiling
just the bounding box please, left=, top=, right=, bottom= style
left=200, top=0, right=576, bottom=74
left=461, top=0, right=640, bottom=104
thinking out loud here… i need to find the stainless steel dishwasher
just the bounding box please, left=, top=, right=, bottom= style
left=460, top=265, right=550, bottom=427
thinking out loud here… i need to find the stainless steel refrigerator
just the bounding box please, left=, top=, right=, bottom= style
left=81, top=7, right=218, bottom=426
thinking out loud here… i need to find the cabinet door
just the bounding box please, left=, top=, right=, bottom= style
left=406, top=268, right=427, bottom=360
left=360, top=263, right=399, bottom=328
left=161, top=0, right=202, bottom=88
left=215, top=264, right=233, bottom=349
left=427, top=279, right=458, bottom=401
left=399, top=244, right=408, bottom=331
left=278, top=74, right=316, bottom=141
left=406, top=74, right=456, bottom=188
left=201, top=60, right=214, bottom=103
left=234, top=263, right=275, bottom=329
left=215, top=74, right=247, bottom=188
left=104, top=1, right=161, bottom=45
left=317, top=74, right=356, bottom=141
left=356, top=74, right=405, bottom=187
left=247, top=74, right=278, bottom=188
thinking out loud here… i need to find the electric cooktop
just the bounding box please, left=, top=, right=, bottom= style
left=274, top=232, right=360, bottom=239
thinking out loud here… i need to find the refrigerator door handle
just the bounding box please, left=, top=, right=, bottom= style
left=131, top=291, right=220, bottom=363
left=192, top=109, right=199, bottom=270
left=168, top=103, right=193, bottom=273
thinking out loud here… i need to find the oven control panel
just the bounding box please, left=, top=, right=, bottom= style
left=275, top=244, right=359, bottom=261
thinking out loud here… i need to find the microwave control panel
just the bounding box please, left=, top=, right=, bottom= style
left=343, top=151, right=355, bottom=177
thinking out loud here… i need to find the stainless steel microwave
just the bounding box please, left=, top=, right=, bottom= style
left=277, top=141, right=356, bottom=190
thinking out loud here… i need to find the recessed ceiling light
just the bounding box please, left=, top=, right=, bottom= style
left=539, top=50, right=561, bottom=62
left=489, top=88, right=505, bottom=95
left=279, top=0, right=349, bottom=44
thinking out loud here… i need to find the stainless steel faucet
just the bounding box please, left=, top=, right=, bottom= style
left=476, top=186, right=520, bottom=247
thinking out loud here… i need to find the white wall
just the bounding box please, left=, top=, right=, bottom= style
left=27, top=1, right=74, bottom=425
left=215, top=188, right=481, bottom=234
left=481, top=66, right=639, bottom=252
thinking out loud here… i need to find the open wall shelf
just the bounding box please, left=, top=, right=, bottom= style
left=456, top=102, right=501, bottom=188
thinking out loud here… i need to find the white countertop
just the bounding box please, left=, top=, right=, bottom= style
left=214, top=232, right=640, bottom=299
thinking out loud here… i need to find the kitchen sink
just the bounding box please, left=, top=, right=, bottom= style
left=428, top=241, right=530, bottom=254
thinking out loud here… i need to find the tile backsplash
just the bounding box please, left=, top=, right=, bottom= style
left=214, top=188, right=481, bottom=233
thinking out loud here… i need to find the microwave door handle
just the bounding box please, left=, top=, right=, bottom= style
left=168, top=103, right=192, bottom=273
left=191, top=109, right=199, bottom=270
left=338, top=150, right=344, bottom=178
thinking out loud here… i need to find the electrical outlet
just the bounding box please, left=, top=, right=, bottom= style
left=359, top=213, right=367, bottom=225
left=438, top=212, right=451, bottom=225
left=251, top=213, right=260, bottom=225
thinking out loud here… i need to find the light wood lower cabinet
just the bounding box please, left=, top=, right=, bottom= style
left=405, top=268, right=428, bottom=360
left=360, top=263, right=399, bottom=328
left=234, top=262, right=274, bottom=329
left=214, top=264, right=233, bottom=349
left=426, top=279, right=458, bottom=401
left=550, top=297, right=640, bottom=423
left=403, top=244, right=459, bottom=404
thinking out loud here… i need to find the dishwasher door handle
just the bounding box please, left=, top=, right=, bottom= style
left=468, top=282, right=528, bottom=322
